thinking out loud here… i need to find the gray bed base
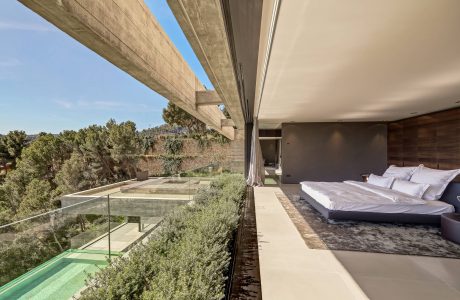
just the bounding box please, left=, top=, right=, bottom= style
left=299, top=182, right=460, bottom=225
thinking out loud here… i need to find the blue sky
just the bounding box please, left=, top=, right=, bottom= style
left=0, top=0, right=212, bottom=134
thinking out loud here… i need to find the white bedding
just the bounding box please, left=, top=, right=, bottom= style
left=300, top=181, right=454, bottom=215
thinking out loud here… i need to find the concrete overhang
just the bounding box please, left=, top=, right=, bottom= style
left=19, top=0, right=234, bottom=140
left=167, top=0, right=253, bottom=128
left=195, top=90, right=223, bottom=106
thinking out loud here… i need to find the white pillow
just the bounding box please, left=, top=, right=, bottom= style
left=367, top=174, right=395, bottom=189
left=391, top=179, right=430, bottom=199
left=410, top=166, right=460, bottom=200
left=382, top=165, right=421, bottom=180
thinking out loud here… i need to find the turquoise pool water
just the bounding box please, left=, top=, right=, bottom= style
left=0, top=250, right=117, bottom=300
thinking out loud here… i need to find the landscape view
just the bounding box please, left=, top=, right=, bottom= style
left=0, top=1, right=245, bottom=299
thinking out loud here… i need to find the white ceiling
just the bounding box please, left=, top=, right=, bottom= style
left=257, top=0, right=460, bottom=128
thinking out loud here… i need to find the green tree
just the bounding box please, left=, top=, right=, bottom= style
left=162, top=103, right=207, bottom=133
left=0, top=134, right=72, bottom=220
left=0, top=130, right=28, bottom=166
left=0, top=184, right=14, bottom=224
left=18, top=179, right=54, bottom=217
left=0, top=167, right=34, bottom=217
left=0, top=119, right=143, bottom=222
left=106, top=119, right=141, bottom=178
left=17, top=133, right=72, bottom=183
left=55, top=152, right=92, bottom=194
left=75, top=125, right=115, bottom=185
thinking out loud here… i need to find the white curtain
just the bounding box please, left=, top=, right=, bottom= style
left=247, top=119, right=265, bottom=186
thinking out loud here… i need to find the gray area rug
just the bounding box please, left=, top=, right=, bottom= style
left=276, top=192, right=460, bottom=259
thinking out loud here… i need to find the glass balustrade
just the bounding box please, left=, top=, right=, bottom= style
left=0, top=163, right=222, bottom=299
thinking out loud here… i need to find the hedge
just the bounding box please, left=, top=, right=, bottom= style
left=80, top=174, right=246, bottom=300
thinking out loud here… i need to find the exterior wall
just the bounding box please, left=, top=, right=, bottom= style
left=388, top=107, right=460, bottom=180
left=136, top=133, right=244, bottom=175
left=281, top=123, right=387, bottom=183
left=229, top=129, right=245, bottom=173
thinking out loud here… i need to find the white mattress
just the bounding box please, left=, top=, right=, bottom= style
left=300, top=181, right=454, bottom=215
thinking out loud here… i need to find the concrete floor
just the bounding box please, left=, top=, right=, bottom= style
left=254, top=185, right=460, bottom=300
left=83, top=222, right=155, bottom=252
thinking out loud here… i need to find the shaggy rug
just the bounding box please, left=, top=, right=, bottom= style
left=275, top=192, right=460, bottom=259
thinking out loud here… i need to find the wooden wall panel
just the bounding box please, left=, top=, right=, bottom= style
left=387, top=107, right=460, bottom=181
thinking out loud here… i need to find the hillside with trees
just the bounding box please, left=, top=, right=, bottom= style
left=0, top=120, right=142, bottom=225
left=0, top=105, right=235, bottom=285
left=0, top=104, right=232, bottom=225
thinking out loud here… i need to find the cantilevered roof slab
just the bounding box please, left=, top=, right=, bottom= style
left=168, top=0, right=263, bottom=126
left=256, top=0, right=460, bottom=128
left=167, top=0, right=244, bottom=128
left=19, top=0, right=234, bottom=139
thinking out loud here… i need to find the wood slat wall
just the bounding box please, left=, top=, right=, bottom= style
left=388, top=107, right=460, bottom=181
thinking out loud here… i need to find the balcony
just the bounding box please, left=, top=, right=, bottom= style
left=0, top=165, right=230, bottom=299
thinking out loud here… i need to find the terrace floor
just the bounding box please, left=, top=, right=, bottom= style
left=82, top=222, right=157, bottom=252
left=254, top=184, right=460, bottom=300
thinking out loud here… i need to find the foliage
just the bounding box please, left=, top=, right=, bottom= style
left=0, top=214, right=116, bottom=286
left=0, top=130, right=28, bottom=166
left=160, top=156, right=182, bottom=175
left=54, top=152, right=90, bottom=194
left=0, top=133, right=72, bottom=223
left=220, top=105, right=231, bottom=118
left=161, top=137, right=184, bottom=175
left=18, top=133, right=73, bottom=183
left=162, top=103, right=207, bottom=134
left=55, top=120, right=142, bottom=195
left=0, top=233, right=60, bottom=286
left=80, top=174, right=246, bottom=300
left=141, top=135, right=155, bottom=153
left=210, top=131, right=230, bottom=145
left=18, top=179, right=55, bottom=217
left=0, top=119, right=143, bottom=224
left=164, top=136, right=183, bottom=155
left=106, top=119, right=141, bottom=177
left=139, top=124, right=183, bottom=137
left=190, top=133, right=211, bottom=149
left=162, top=103, right=231, bottom=151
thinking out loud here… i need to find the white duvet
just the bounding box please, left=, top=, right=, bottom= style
left=300, top=181, right=454, bottom=214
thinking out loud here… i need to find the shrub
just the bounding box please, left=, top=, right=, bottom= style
left=80, top=174, right=246, bottom=300
left=161, top=156, right=182, bottom=175
left=162, top=137, right=184, bottom=175
left=164, top=137, right=183, bottom=156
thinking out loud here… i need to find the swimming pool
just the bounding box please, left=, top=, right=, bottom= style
left=0, top=249, right=119, bottom=300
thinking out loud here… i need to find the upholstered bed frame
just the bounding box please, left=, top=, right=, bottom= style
left=300, top=181, right=460, bottom=225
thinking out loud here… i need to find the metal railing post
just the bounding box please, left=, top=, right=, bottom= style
left=107, top=194, right=111, bottom=260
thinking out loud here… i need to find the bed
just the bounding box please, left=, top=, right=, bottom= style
left=300, top=180, right=460, bottom=225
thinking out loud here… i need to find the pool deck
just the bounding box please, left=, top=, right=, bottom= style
left=82, top=221, right=159, bottom=252
left=254, top=184, right=460, bottom=300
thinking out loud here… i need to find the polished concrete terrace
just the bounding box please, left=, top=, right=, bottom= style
left=254, top=184, right=460, bottom=300
left=59, top=177, right=211, bottom=217
left=82, top=222, right=158, bottom=252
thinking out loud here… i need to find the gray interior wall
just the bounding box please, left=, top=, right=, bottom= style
left=281, top=123, right=387, bottom=183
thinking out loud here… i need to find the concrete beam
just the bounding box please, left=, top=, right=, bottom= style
left=196, top=90, right=223, bottom=106
left=19, top=0, right=234, bottom=140
left=167, top=0, right=245, bottom=128
left=221, top=118, right=235, bottom=127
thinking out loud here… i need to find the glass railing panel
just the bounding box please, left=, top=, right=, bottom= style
left=0, top=195, right=112, bottom=289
